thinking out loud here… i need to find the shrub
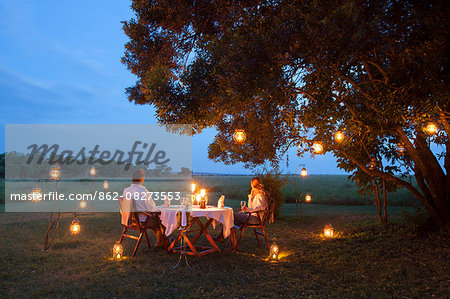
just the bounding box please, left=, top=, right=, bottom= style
left=258, top=172, right=287, bottom=219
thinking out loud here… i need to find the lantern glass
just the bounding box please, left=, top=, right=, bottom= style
left=233, top=129, right=246, bottom=143
left=103, top=179, right=109, bottom=189
left=312, top=142, right=323, bottom=154
left=397, top=143, right=406, bottom=155
left=305, top=193, right=311, bottom=203
left=269, top=239, right=279, bottom=261
left=113, top=241, right=123, bottom=261
left=89, top=167, right=96, bottom=176
left=191, top=183, right=196, bottom=193
left=368, top=159, right=377, bottom=170
left=334, top=131, right=344, bottom=142
left=323, top=223, right=334, bottom=238
left=49, top=166, right=62, bottom=181
left=70, top=219, right=81, bottom=235
left=31, top=186, right=42, bottom=202
left=424, top=122, right=438, bottom=135
left=300, top=168, right=307, bottom=177
left=80, top=201, right=87, bottom=208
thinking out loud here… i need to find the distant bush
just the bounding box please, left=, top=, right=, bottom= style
left=259, top=172, right=287, bottom=219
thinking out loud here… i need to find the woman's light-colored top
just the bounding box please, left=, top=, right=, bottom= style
left=247, top=189, right=268, bottom=217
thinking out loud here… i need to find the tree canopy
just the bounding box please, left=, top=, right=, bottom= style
left=122, top=0, right=449, bottom=226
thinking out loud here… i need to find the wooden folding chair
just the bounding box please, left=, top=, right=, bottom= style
left=118, top=196, right=165, bottom=257
left=234, top=197, right=275, bottom=251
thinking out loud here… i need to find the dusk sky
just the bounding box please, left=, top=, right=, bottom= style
left=0, top=0, right=346, bottom=175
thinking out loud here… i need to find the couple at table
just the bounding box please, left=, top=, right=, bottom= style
left=123, top=168, right=269, bottom=246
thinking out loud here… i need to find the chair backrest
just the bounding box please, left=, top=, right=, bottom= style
left=261, top=197, right=275, bottom=225
left=118, top=196, right=139, bottom=226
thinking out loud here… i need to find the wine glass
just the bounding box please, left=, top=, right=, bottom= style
left=240, top=201, right=246, bottom=213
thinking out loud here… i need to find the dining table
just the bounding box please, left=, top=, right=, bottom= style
left=158, top=205, right=234, bottom=257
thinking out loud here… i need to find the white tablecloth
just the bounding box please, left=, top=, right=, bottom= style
left=158, top=205, right=234, bottom=238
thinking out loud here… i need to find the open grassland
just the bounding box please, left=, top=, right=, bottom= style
left=0, top=202, right=448, bottom=298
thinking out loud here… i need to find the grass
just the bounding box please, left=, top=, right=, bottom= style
left=0, top=201, right=448, bottom=298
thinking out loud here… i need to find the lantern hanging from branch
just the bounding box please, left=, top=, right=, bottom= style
left=269, top=238, right=279, bottom=261
left=424, top=122, right=438, bottom=135
left=89, top=167, right=96, bottom=176
left=49, top=166, right=62, bottom=181
left=103, top=179, right=109, bottom=189
left=31, top=186, right=42, bottom=202
left=305, top=193, right=311, bottom=203
left=334, top=131, right=344, bottom=143
left=312, top=142, right=323, bottom=154
left=368, top=158, right=377, bottom=171
left=323, top=223, right=334, bottom=238
left=397, top=143, right=406, bottom=155
left=113, top=241, right=123, bottom=261
left=300, top=168, right=307, bottom=177
left=70, top=218, right=81, bottom=235
left=233, top=129, right=246, bottom=143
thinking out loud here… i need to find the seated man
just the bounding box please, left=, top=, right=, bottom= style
left=122, top=168, right=166, bottom=247
left=215, top=177, right=269, bottom=242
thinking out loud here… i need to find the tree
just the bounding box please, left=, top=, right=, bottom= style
left=122, top=0, right=449, bottom=227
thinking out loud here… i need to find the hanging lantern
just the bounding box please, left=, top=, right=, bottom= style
left=80, top=201, right=87, bottom=208
left=113, top=241, right=123, bottom=261
left=49, top=166, right=62, bottom=181
left=70, top=219, right=81, bottom=235
left=312, top=142, right=323, bottom=154
left=424, top=122, right=438, bottom=135
left=334, top=131, right=344, bottom=143
left=397, top=143, right=406, bottom=155
left=269, top=238, right=279, bottom=261
left=103, top=179, right=109, bottom=189
left=31, top=186, right=42, bottom=202
left=305, top=193, right=312, bottom=203
left=301, top=168, right=307, bottom=177
left=368, top=158, right=377, bottom=171
left=233, top=129, right=246, bottom=143
left=323, top=223, right=334, bottom=238
left=89, top=167, right=96, bottom=176
left=191, top=183, right=196, bottom=193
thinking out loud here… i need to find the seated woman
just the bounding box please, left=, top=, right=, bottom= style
left=214, top=177, right=269, bottom=242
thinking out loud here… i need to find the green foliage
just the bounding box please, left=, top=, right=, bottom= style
left=122, top=0, right=449, bottom=225
left=258, top=172, right=287, bottom=218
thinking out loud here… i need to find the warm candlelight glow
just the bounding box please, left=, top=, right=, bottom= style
left=191, top=183, right=196, bottom=193
left=233, top=129, right=246, bottom=143
left=31, top=186, right=42, bottom=202
left=334, top=131, right=344, bottom=142
left=397, top=143, right=406, bottom=155
left=200, top=189, right=206, bottom=198
left=80, top=201, right=87, bottom=208
left=305, top=193, right=311, bottom=203
left=323, top=223, right=334, bottom=238
left=424, top=122, right=438, bottom=135
left=89, top=167, right=96, bottom=176
left=301, top=168, right=307, bottom=177
left=49, top=166, right=62, bottom=181
left=103, top=179, right=109, bottom=189
left=269, top=238, right=279, bottom=261
left=70, top=219, right=81, bottom=235
left=113, top=241, right=123, bottom=261
left=312, top=142, right=323, bottom=154
left=368, top=158, right=377, bottom=170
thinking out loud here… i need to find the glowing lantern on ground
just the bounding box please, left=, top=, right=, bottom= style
left=49, top=166, right=62, bottom=181
left=301, top=168, right=307, bottom=177
left=233, top=129, right=246, bottom=143
left=269, top=238, right=279, bottom=261
left=113, top=241, right=123, bottom=261
left=89, top=167, right=96, bottom=176
left=191, top=183, right=196, bottom=193
left=70, top=219, right=81, bottom=235
left=103, top=179, right=109, bottom=189
left=424, top=122, right=438, bottom=135
left=323, top=223, right=334, bottom=238
left=312, top=142, right=323, bottom=154
left=334, top=131, right=344, bottom=143
left=31, top=186, right=42, bottom=202
left=80, top=201, right=87, bottom=208
left=305, top=193, right=312, bottom=203
left=397, top=143, right=406, bottom=155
